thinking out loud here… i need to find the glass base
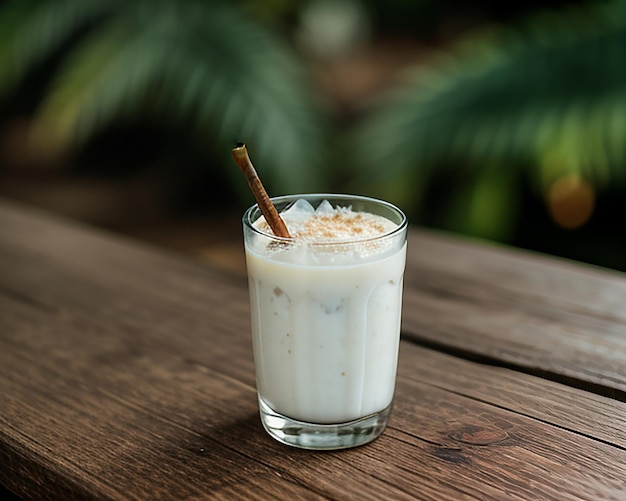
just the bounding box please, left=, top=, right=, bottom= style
left=258, top=398, right=391, bottom=450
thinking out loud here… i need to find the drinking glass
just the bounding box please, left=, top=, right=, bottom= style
left=243, top=194, right=408, bottom=450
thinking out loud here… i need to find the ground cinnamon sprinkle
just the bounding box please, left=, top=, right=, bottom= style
left=255, top=206, right=396, bottom=243
left=294, top=212, right=392, bottom=241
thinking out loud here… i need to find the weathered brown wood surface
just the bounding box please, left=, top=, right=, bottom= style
left=1, top=198, right=625, bottom=500
left=402, top=231, right=626, bottom=398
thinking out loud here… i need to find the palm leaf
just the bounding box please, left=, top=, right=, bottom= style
left=1, top=0, right=329, bottom=196
left=0, top=0, right=115, bottom=98
left=352, top=0, right=626, bottom=211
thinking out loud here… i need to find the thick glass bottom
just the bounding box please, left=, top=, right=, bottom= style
left=258, top=397, right=391, bottom=450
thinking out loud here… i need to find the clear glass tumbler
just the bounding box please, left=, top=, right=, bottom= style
left=243, top=194, right=408, bottom=450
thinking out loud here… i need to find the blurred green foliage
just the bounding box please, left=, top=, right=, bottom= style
left=0, top=0, right=330, bottom=198
left=351, top=0, right=626, bottom=241
left=0, top=0, right=624, bottom=268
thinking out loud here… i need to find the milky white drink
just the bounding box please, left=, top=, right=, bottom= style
left=243, top=194, right=407, bottom=449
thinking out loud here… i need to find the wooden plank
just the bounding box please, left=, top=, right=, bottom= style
left=403, top=230, right=626, bottom=396
left=1, top=296, right=624, bottom=500
left=403, top=347, right=626, bottom=449
left=0, top=200, right=625, bottom=500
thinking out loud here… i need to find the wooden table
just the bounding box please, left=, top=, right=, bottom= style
left=1, top=198, right=625, bottom=500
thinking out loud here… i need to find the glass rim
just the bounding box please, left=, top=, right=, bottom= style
left=243, top=193, right=408, bottom=246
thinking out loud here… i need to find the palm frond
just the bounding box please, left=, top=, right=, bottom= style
left=352, top=0, right=626, bottom=209
left=1, top=0, right=329, bottom=195
left=0, top=0, right=115, bottom=98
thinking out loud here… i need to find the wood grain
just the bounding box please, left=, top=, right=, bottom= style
left=403, top=230, right=626, bottom=397
left=1, top=199, right=625, bottom=500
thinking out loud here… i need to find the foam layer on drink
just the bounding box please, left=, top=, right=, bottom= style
left=250, top=199, right=400, bottom=265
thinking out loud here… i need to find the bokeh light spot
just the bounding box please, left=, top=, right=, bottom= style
left=547, top=174, right=595, bottom=229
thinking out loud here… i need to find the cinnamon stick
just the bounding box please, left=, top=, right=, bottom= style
left=231, top=143, right=292, bottom=238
